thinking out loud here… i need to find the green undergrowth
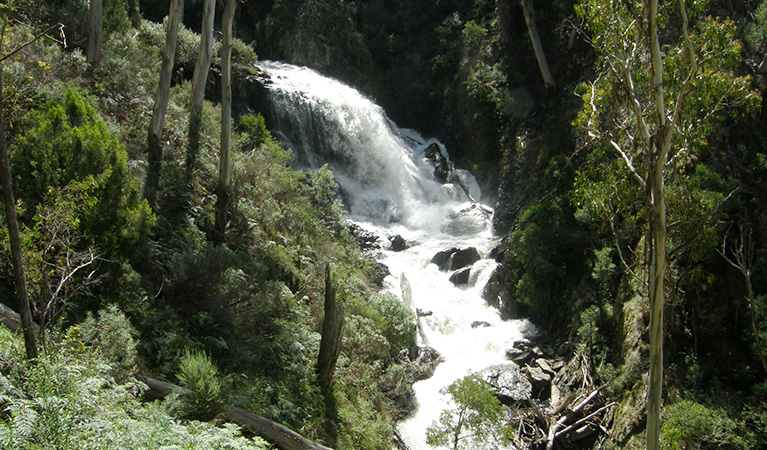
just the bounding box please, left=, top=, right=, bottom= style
left=0, top=323, right=268, bottom=450
left=1, top=4, right=416, bottom=448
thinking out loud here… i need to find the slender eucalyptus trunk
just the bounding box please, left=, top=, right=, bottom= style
left=646, top=1, right=668, bottom=448
left=646, top=150, right=666, bottom=450
left=0, top=70, right=38, bottom=361
left=87, top=0, right=103, bottom=65
left=520, top=0, right=554, bottom=88
left=215, top=0, right=235, bottom=238
left=145, top=0, right=183, bottom=208
left=187, top=0, right=215, bottom=173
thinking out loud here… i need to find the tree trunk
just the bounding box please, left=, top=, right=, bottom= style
left=215, top=0, right=235, bottom=239
left=745, top=274, right=767, bottom=377
left=127, top=0, right=141, bottom=29
left=519, top=0, right=554, bottom=88
left=0, top=71, right=38, bottom=361
left=317, top=265, right=344, bottom=388
left=646, top=152, right=666, bottom=450
left=145, top=0, right=183, bottom=208
left=187, top=0, right=215, bottom=173
left=87, top=0, right=103, bottom=65
left=646, top=1, right=667, bottom=448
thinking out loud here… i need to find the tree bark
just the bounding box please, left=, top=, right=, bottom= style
left=317, top=265, right=344, bottom=388
left=145, top=0, right=183, bottom=208
left=135, top=375, right=336, bottom=450
left=187, top=0, right=215, bottom=173
left=87, top=0, right=103, bottom=65
left=215, top=0, right=235, bottom=239
left=645, top=2, right=666, bottom=449
left=520, top=0, right=554, bottom=88
left=0, top=70, right=38, bottom=361
left=127, top=0, right=142, bottom=30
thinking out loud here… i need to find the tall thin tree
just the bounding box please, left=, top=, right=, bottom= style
left=145, top=0, right=183, bottom=208
left=0, top=18, right=39, bottom=360
left=519, top=0, right=554, bottom=88
left=187, top=0, right=215, bottom=173
left=215, top=0, right=235, bottom=239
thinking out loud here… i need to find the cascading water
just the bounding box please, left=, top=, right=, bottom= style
left=257, top=61, right=532, bottom=450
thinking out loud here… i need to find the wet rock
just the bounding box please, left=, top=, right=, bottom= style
left=424, top=143, right=450, bottom=183
left=471, top=321, right=491, bottom=328
left=449, top=268, right=471, bottom=285
left=440, top=204, right=492, bottom=236
left=525, top=366, right=552, bottom=400
left=475, top=364, right=532, bottom=404
left=398, top=346, right=444, bottom=382
left=389, top=234, right=408, bottom=252
left=348, top=223, right=381, bottom=250
left=505, top=340, right=538, bottom=366
left=370, top=262, right=390, bottom=287
left=431, top=248, right=459, bottom=270
left=448, top=247, right=481, bottom=271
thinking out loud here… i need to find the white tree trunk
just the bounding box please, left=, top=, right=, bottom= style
left=520, top=0, right=554, bottom=88
left=190, top=0, right=215, bottom=117
left=146, top=0, right=183, bottom=205
left=215, top=0, right=236, bottom=237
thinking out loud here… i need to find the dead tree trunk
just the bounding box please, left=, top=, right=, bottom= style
left=718, top=225, right=767, bottom=377
left=187, top=0, right=215, bottom=173
left=87, top=0, right=103, bottom=65
left=0, top=71, right=38, bottom=361
left=520, top=0, right=554, bottom=88
left=145, top=0, right=183, bottom=208
left=317, top=265, right=344, bottom=388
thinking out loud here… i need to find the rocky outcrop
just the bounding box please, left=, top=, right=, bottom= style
left=424, top=143, right=450, bottom=183
left=475, top=364, right=532, bottom=404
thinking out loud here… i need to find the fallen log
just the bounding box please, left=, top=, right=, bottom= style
left=135, top=374, right=335, bottom=450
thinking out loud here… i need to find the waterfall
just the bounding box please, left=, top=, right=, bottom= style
left=257, top=61, right=531, bottom=450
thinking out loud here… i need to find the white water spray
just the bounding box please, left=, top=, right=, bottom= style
left=257, top=61, right=531, bottom=450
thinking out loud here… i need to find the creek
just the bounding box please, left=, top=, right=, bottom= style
left=256, top=61, right=532, bottom=450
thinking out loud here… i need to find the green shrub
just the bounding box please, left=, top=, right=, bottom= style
left=426, top=375, right=509, bottom=450
left=661, top=399, right=746, bottom=450
left=175, top=348, right=223, bottom=420
left=368, top=292, right=417, bottom=353
left=10, top=88, right=155, bottom=260
left=78, top=305, right=139, bottom=383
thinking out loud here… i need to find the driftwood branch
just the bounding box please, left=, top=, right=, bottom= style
left=135, top=375, right=335, bottom=450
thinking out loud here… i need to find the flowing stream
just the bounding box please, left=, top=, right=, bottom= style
left=256, top=61, right=531, bottom=450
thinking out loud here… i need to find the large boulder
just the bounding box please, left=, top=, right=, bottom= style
left=475, top=364, right=532, bottom=404
left=431, top=247, right=482, bottom=272
left=449, top=268, right=471, bottom=285
left=431, top=248, right=459, bottom=270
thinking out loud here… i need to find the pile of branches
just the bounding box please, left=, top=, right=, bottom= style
left=507, top=351, right=616, bottom=449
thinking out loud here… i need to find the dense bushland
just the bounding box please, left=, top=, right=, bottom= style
left=0, top=2, right=416, bottom=448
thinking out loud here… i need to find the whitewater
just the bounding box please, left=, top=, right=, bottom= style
left=256, top=61, right=531, bottom=450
